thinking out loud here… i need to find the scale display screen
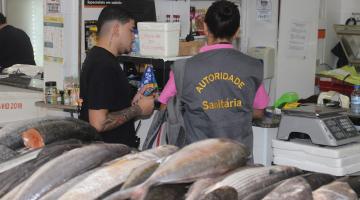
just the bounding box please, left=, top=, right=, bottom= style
left=323, top=116, right=359, bottom=140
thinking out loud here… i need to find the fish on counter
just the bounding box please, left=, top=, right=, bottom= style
left=262, top=176, right=313, bottom=200
left=0, top=116, right=69, bottom=149
left=22, top=118, right=100, bottom=149
left=106, top=138, right=250, bottom=200
left=58, top=145, right=178, bottom=200
left=0, top=139, right=83, bottom=198
left=9, top=143, right=130, bottom=200
left=242, top=173, right=335, bottom=200
left=313, top=181, right=357, bottom=200
left=202, top=165, right=303, bottom=200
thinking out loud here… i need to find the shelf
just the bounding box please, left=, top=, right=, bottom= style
left=35, top=101, right=79, bottom=117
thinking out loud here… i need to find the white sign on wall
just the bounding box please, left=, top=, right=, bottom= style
left=256, top=0, right=272, bottom=23
left=286, top=19, right=310, bottom=59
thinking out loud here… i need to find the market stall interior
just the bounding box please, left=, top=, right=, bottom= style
left=1, top=0, right=360, bottom=199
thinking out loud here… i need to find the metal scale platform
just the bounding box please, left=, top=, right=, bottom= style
left=277, top=104, right=360, bottom=146
left=273, top=104, right=360, bottom=176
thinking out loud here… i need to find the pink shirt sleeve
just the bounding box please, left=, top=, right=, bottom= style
left=157, top=70, right=177, bottom=104
left=253, top=84, right=270, bottom=109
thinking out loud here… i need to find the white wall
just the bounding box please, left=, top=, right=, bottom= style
left=43, top=0, right=80, bottom=89
left=275, top=0, right=320, bottom=99
left=242, top=0, right=279, bottom=51
left=340, top=0, right=360, bottom=23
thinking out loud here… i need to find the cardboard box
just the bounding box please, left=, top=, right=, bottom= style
left=178, top=40, right=206, bottom=56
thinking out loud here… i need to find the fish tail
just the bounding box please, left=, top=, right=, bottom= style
left=22, top=128, right=44, bottom=149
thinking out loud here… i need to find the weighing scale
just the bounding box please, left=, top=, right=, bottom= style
left=277, top=104, right=360, bottom=146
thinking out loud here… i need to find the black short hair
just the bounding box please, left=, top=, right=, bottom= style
left=97, top=5, right=134, bottom=34
left=204, top=0, right=240, bottom=39
left=0, top=13, right=6, bottom=24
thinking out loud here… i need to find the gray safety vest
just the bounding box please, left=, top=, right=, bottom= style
left=181, top=48, right=263, bottom=151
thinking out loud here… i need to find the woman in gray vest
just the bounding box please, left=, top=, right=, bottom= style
left=157, top=0, right=270, bottom=157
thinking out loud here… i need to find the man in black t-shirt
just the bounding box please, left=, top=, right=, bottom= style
left=0, top=13, right=36, bottom=72
left=79, top=6, right=154, bottom=148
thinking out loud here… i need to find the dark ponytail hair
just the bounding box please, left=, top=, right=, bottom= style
left=204, top=0, right=240, bottom=40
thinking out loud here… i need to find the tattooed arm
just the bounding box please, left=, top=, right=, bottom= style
left=89, top=97, right=154, bottom=132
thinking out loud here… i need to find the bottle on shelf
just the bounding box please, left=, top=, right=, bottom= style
left=351, top=85, right=360, bottom=114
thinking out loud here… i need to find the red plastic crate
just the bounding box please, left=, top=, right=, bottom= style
left=315, top=76, right=354, bottom=97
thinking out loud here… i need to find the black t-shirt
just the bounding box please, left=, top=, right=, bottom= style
left=79, top=46, right=137, bottom=147
left=0, top=25, right=36, bottom=70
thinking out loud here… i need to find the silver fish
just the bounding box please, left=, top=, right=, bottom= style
left=10, top=143, right=130, bottom=200
left=262, top=176, right=313, bottom=200
left=203, top=165, right=303, bottom=200
left=58, top=145, right=178, bottom=200
left=108, top=138, right=250, bottom=200
left=22, top=118, right=100, bottom=149
left=313, top=181, right=357, bottom=200
left=0, top=116, right=68, bottom=149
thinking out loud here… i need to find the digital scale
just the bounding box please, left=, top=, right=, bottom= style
left=277, top=104, right=360, bottom=146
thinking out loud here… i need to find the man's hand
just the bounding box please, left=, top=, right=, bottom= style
left=137, top=96, right=154, bottom=116
left=132, top=85, right=152, bottom=105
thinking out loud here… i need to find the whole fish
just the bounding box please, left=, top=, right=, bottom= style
left=10, top=143, right=130, bottom=200
left=40, top=168, right=98, bottom=200
left=58, top=145, right=178, bottom=200
left=203, top=165, right=303, bottom=200
left=108, top=138, right=250, bottom=200
left=22, top=118, right=100, bottom=149
left=0, top=116, right=69, bottom=149
left=0, top=144, right=18, bottom=163
left=313, top=181, right=357, bottom=200
left=0, top=148, right=41, bottom=173
left=0, top=139, right=83, bottom=197
left=201, top=186, right=238, bottom=200
left=244, top=173, right=335, bottom=200
left=262, top=176, right=313, bottom=200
